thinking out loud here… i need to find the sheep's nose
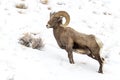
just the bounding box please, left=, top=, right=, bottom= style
left=46, top=25, right=49, bottom=28
left=46, top=24, right=50, bottom=28
left=46, top=24, right=48, bottom=27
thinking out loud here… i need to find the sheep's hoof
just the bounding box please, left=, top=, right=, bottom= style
left=71, top=62, right=74, bottom=64
left=70, top=61, right=74, bottom=64
left=98, top=70, right=103, bottom=74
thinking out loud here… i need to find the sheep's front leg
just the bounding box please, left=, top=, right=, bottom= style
left=66, top=46, right=74, bottom=64
left=67, top=50, right=74, bottom=64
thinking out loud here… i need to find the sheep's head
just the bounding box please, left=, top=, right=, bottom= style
left=46, top=11, right=70, bottom=28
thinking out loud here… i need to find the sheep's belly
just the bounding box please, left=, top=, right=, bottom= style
left=73, top=49, right=90, bottom=55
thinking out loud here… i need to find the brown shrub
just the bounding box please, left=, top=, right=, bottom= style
left=40, top=0, right=48, bottom=4
left=15, top=3, right=28, bottom=9
left=32, top=38, right=44, bottom=50
left=19, top=33, right=44, bottom=50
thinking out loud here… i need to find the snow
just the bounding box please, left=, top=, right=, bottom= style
left=0, top=0, right=120, bottom=80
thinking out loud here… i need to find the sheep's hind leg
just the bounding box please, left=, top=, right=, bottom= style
left=97, top=55, right=104, bottom=73
left=94, top=54, right=104, bottom=73
left=87, top=53, right=97, bottom=60
left=88, top=53, right=104, bottom=61
left=87, top=53, right=104, bottom=73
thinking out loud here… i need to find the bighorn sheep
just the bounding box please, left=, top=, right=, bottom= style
left=46, top=11, right=104, bottom=73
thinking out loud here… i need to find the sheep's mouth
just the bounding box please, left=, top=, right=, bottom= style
left=46, top=24, right=52, bottom=28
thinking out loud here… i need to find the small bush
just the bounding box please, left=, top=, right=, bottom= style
left=19, top=33, right=44, bottom=50
left=40, top=0, right=48, bottom=4
left=32, top=38, right=44, bottom=50
left=47, top=6, right=51, bottom=10
left=19, top=33, right=32, bottom=47
left=15, top=3, right=28, bottom=9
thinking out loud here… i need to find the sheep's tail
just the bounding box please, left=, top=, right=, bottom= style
left=95, top=37, right=103, bottom=48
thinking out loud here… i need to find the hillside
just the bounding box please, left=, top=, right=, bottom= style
left=0, top=0, right=120, bottom=80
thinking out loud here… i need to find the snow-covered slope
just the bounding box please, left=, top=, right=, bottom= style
left=0, top=0, right=120, bottom=80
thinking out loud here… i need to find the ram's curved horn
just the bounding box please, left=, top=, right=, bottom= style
left=54, top=11, right=70, bottom=27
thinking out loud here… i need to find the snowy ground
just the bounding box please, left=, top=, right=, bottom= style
left=0, top=0, right=120, bottom=80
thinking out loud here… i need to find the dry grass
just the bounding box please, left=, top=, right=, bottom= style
left=40, top=0, right=48, bottom=4
left=47, top=6, right=51, bottom=10
left=31, top=38, right=44, bottom=50
left=19, top=33, right=44, bottom=50
left=15, top=3, right=28, bottom=9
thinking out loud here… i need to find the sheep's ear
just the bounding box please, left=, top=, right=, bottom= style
left=50, top=12, right=55, bottom=17
left=50, top=12, right=52, bottom=17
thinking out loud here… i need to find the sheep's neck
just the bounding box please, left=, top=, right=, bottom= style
left=53, top=26, right=64, bottom=40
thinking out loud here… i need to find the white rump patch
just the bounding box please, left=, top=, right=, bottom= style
left=95, top=37, right=103, bottom=48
